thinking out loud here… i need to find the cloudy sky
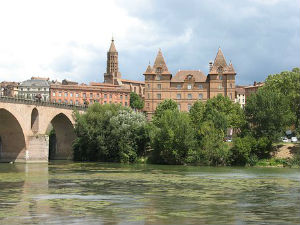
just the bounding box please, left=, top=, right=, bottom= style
left=0, top=0, right=299, bottom=85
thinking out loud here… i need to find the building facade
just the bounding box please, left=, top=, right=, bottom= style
left=18, top=77, right=50, bottom=101
left=50, top=83, right=130, bottom=106
left=144, top=48, right=236, bottom=118
left=0, top=82, right=19, bottom=97
left=103, top=38, right=145, bottom=97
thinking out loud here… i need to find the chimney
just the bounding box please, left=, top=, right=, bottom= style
left=209, top=61, right=213, bottom=72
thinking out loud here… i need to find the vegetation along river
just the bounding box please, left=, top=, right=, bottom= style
left=0, top=162, right=299, bottom=225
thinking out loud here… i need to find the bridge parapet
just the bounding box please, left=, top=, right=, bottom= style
left=0, top=96, right=87, bottom=111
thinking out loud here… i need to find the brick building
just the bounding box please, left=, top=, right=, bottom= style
left=50, top=83, right=130, bottom=106
left=143, top=48, right=236, bottom=119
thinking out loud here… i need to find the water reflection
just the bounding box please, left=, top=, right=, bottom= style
left=0, top=162, right=299, bottom=225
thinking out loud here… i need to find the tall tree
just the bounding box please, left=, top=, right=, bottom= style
left=153, top=99, right=178, bottom=122
left=245, top=88, right=295, bottom=141
left=129, top=92, right=144, bottom=110
left=263, top=68, right=300, bottom=131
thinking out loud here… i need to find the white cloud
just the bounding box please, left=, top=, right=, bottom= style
left=0, top=0, right=150, bottom=82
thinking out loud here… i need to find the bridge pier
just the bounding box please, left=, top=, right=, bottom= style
left=25, top=135, right=49, bottom=163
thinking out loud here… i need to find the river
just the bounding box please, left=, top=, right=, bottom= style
left=0, top=162, right=299, bottom=225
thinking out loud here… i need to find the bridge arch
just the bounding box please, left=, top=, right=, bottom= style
left=31, top=108, right=39, bottom=133
left=46, top=112, right=76, bottom=160
left=0, top=108, right=26, bottom=162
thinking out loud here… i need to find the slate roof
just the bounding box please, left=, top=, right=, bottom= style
left=172, top=70, right=207, bottom=82
left=20, top=79, right=50, bottom=87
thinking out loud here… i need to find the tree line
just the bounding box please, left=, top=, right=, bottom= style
left=73, top=68, right=300, bottom=166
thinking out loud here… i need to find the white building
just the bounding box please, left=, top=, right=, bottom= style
left=235, top=86, right=246, bottom=108
left=18, top=77, right=50, bottom=101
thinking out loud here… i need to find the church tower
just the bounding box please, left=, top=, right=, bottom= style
left=104, top=38, right=121, bottom=84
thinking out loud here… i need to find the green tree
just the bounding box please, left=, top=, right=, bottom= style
left=130, top=92, right=144, bottom=110
left=150, top=110, right=196, bottom=165
left=263, top=68, right=300, bottom=131
left=153, top=99, right=178, bottom=122
left=197, top=121, right=229, bottom=166
left=203, top=95, right=246, bottom=132
left=245, top=88, right=295, bottom=141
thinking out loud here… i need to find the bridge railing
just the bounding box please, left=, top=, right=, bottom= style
left=0, top=95, right=87, bottom=110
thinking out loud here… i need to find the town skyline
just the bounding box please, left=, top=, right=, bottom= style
left=0, top=0, right=299, bottom=85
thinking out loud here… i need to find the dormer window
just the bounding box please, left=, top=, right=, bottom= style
left=187, top=75, right=192, bottom=80
left=217, top=66, right=223, bottom=73
left=156, top=67, right=162, bottom=74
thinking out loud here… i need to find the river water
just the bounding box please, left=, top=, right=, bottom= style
left=0, top=162, right=299, bottom=225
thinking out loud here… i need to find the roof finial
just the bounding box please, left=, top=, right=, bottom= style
left=111, top=33, right=114, bottom=42
left=149, top=60, right=151, bottom=65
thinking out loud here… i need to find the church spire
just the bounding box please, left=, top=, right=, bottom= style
left=109, top=37, right=117, bottom=52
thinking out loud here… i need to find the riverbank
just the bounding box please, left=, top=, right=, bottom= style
left=254, top=143, right=300, bottom=168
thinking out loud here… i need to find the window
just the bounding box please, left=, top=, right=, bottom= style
left=187, top=75, right=192, bottom=80
left=64, top=100, right=68, bottom=104
left=187, top=84, right=192, bottom=90
left=230, top=93, right=233, bottom=100
left=134, top=87, right=137, bottom=92
left=147, top=93, right=150, bottom=99
left=177, top=94, right=181, bottom=99
left=177, top=84, right=182, bottom=89
left=120, top=95, right=123, bottom=100
left=70, top=100, right=73, bottom=104
left=198, top=84, right=203, bottom=89
left=219, top=75, right=223, bottom=80
left=147, top=84, right=150, bottom=88
left=110, top=94, right=112, bottom=99
left=104, top=101, right=107, bottom=104
left=188, top=104, right=192, bottom=111
left=44, top=88, right=46, bottom=91
left=125, top=95, right=128, bottom=100
left=156, top=67, right=162, bottom=74
left=188, top=94, right=192, bottom=99
left=75, top=100, right=79, bottom=105
left=76, top=93, right=79, bottom=98
left=157, top=84, right=161, bottom=89
left=177, top=104, right=181, bottom=111
left=53, top=100, right=56, bottom=103
left=58, top=99, right=61, bottom=103
left=157, top=75, right=161, bottom=80
left=83, top=93, right=86, bottom=98
left=58, top=92, right=62, bottom=97
left=52, top=92, right=56, bottom=97
left=125, top=102, right=128, bottom=106
left=27, top=88, right=30, bottom=91
left=157, top=93, right=161, bottom=99
left=89, top=93, right=92, bottom=98
left=70, top=92, right=73, bottom=97
left=147, top=103, right=150, bottom=107
left=64, top=92, right=68, bottom=97
left=230, top=83, right=233, bottom=88
left=218, top=84, right=222, bottom=90
left=97, top=93, right=100, bottom=98
left=198, top=93, right=203, bottom=99
left=104, top=94, right=107, bottom=99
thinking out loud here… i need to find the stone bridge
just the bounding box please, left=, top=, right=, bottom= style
left=0, top=97, right=86, bottom=162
